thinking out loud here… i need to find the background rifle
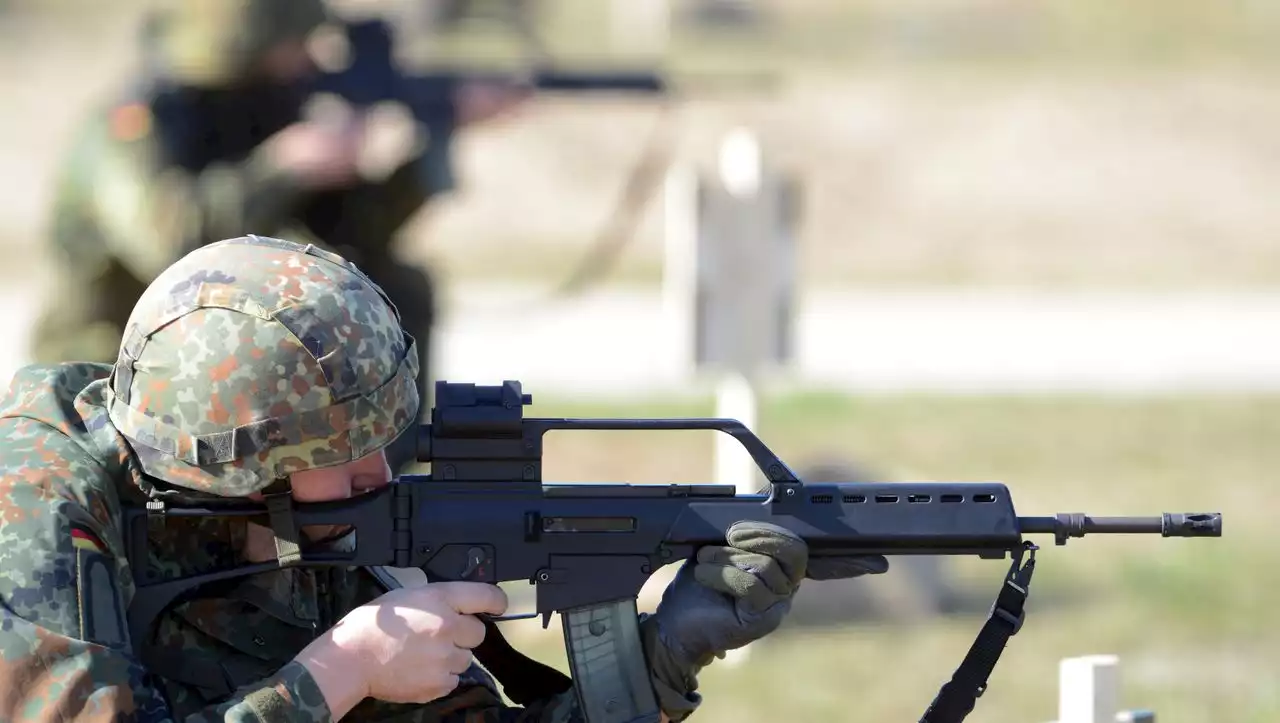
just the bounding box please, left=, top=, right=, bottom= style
left=306, top=17, right=668, bottom=195
left=305, top=14, right=773, bottom=295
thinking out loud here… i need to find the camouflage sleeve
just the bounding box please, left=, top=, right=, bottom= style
left=0, top=416, right=332, bottom=723
left=84, top=115, right=310, bottom=281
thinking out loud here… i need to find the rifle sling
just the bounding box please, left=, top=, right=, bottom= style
left=919, top=542, right=1038, bottom=723
left=140, top=647, right=260, bottom=703
left=475, top=617, right=575, bottom=704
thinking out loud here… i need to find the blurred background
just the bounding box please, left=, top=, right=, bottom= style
left=0, top=0, right=1276, bottom=720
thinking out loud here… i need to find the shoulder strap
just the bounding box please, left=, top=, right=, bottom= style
left=140, top=647, right=239, bottom=701
left=919, top=542, right=1038, bottom=723
left=134, top=577, right=260, bottom=701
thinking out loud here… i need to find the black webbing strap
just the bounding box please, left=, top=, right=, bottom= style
left=473, top=617, right=574, bottom=705
left=919, top=542, right=1039, bottom=723
left=141, top=647, right=240, bottom=701
left=264, top=492, right=302, bottom=566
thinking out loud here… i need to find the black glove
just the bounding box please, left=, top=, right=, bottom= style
left=640, top=521, right=889, bottom=720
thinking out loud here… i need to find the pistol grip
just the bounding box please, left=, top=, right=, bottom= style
left=561, top=599, right=661, bottom=723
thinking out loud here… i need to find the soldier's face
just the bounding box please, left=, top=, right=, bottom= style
left=291, top=450, right=392, bottom=501
left=288, top=449, right=392, bottom=541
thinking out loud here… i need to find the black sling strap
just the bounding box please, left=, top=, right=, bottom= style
left=474, top=618, right=575, bottom=704
left=919, top=542, right=1039, bottom=723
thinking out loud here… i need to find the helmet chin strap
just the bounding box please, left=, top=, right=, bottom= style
left=138, top=469, right=351, bottom=565
left=262, top=477, right=304, bottom=566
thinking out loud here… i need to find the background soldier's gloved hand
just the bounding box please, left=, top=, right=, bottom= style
left=640, top=521, right=889, bottom=720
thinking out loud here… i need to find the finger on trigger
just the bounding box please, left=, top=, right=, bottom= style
left=435, top=582, right=509, bottom=616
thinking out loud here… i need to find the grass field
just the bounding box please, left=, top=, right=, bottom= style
left=483, top=391, right=1277, bottom=722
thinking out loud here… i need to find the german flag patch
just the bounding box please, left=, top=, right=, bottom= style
left=71, top=527, right=106, bottom=553
left=73, top=526, right=126, bottom=648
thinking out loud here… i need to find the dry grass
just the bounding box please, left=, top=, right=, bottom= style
left=485, top=391, right=1277, bottom=722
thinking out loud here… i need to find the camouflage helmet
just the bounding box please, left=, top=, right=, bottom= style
left=146, top=0, right=329, bottom=87
left=104, top=234, right=420, bottom=497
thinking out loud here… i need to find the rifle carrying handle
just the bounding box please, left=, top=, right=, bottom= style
left=561, top=599, right=662, bottom=723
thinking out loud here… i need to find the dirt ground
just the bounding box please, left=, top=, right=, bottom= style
left=3, top=2, right=1280, bottom=290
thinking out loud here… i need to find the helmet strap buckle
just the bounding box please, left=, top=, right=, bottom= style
left=263, top=491, right=302, bottom=566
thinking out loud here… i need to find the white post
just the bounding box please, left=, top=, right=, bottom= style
left=711, top=128, right=763, bottom=498
left=713, top=372, right=758, bottom=669
left=713, top=372, right=760, bottom=494
left=1042, top=655, right=1154, bottom=723
left=1058, top=655, right=1120, bottom=723
left=699, top=126, right=795, bottom=496
left=682, top=127, right=798, bottom=668
left=664, top=125, right=797, bottom=494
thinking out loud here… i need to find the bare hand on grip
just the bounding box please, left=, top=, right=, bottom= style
left=298, top=581, right=508, bottom=715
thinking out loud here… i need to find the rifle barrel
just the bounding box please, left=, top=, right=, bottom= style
left=1019, top=512, right=1222, bottom=545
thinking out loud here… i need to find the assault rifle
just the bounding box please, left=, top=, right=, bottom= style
left=124, top=381, right=1221, bottom=723
left=312, top=17, right=670, bottom=111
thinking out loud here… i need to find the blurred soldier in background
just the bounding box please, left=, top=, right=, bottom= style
left=28, top=0, right=529, bottom=411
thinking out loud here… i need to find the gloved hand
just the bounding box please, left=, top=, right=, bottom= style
left=640, top=521, right=889, bottom=720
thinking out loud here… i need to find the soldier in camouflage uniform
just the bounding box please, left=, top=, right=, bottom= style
left=0, top=235, right=888, bottom=722
left=28, top=0, right=526, bottom=411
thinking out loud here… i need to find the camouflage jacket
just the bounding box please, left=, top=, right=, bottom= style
left=0, top=363, right=581, bottom=723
